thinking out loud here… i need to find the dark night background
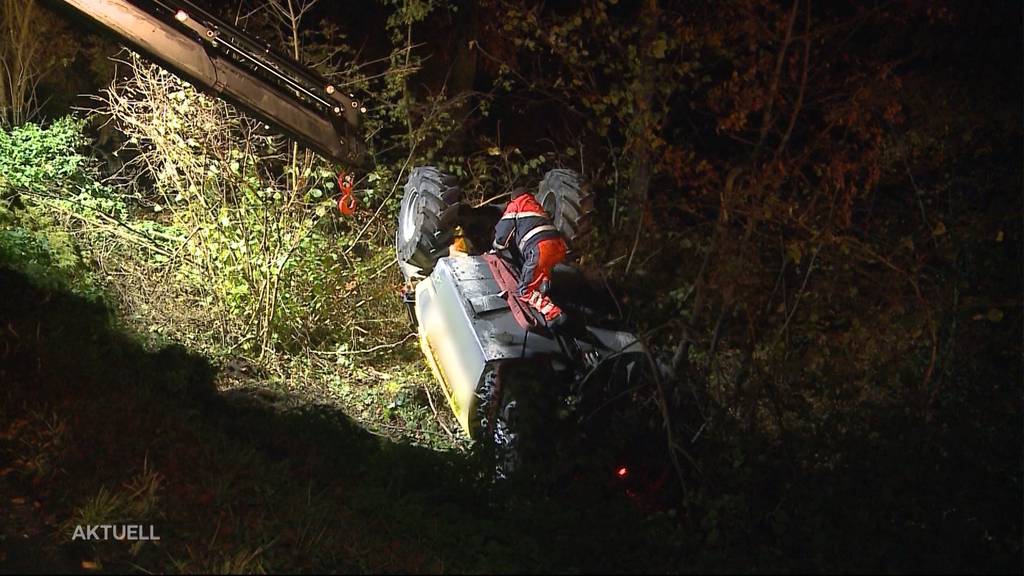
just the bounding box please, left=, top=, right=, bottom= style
left=0, top=0, right=1020, bottom=572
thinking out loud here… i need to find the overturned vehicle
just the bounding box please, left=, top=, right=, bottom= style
left=396, top=167, right=664, bottom=485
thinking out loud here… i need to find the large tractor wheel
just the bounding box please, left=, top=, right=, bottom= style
left=472, top=362, right=562, bottom=481
left=472, top=365, right=520, bottom=480
left=536, top=168, right=593, bottom=248
left=396, top=166, right=462, bottom=281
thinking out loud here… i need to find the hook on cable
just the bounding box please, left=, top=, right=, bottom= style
left=337, top=171, right=356, bottom=216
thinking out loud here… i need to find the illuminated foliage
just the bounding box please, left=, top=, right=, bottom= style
left=0, top=0, right=1018, bottom=570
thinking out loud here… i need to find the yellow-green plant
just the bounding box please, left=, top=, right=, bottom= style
left=98, top=52, right=343, bottom=356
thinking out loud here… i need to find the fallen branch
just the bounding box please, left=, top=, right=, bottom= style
left=21, top=189, right=178, bottom=258
left=312, top=333, right=416, bottom=357
left=421, top=379, right=456, bottom=440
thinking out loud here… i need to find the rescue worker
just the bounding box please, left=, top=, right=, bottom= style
left=493, top=188, right=568, bottom=326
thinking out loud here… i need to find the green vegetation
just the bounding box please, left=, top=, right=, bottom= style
left=0, top=117, right=108, bottom=294
left=1, top=0, right=1020, bottom=572
left=0, top=262, right=684, bottom=573
left=1, top=81, right=454, bottom=450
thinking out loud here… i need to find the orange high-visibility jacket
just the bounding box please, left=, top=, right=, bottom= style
left=493, top=193, right=562, bottom=256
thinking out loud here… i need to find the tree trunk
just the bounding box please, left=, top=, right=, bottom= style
left=627, top=0, right=660, bottom=205
left=446, top=0, right=478, bottom=155
left=622, top=0, right=660, bottom=276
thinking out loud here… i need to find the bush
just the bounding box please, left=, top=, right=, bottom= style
left=0, top=118, right=114, bottom=294
left=0, top=117, right=100, bottom=194
left=96, top=53, right=407, bottom=359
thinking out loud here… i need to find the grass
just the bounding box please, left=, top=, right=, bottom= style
left=5, top=185, right=1016, bottom=573
left=0, top=262, right=686, bottom=573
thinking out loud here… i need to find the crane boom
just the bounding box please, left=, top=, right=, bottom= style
left=52, top=0, right=367, bottom=166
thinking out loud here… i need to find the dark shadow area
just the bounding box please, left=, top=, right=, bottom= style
left=1, top=262, right=1019, bottom=573
left=0, top=265, right=684, bottom=573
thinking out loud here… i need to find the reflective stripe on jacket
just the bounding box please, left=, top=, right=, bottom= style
left=493, top=193, right=562, bottom=255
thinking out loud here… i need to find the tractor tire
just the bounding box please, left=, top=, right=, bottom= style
left=473, top=365, right=520, bottom=480
left=536, top=168, right=593, bottom=247
left=396, top=166, right=462, bottom=281
left=473, top=362, right=564, bottom=481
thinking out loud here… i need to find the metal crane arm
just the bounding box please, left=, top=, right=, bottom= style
left=54, top=0, right=367, bottom=166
